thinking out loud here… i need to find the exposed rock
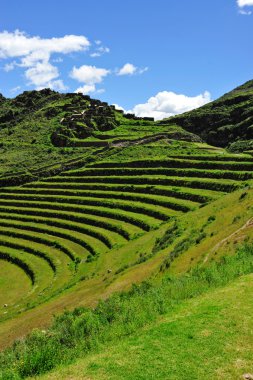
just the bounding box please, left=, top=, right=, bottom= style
left=243, top=374, right=253, bottom=380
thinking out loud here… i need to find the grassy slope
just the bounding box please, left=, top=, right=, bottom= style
left=159, top=80, right=253, bottom=151
left=37, top=272, right=253, bottom=380
left=0, top=85, right=253, bottom=374
left=0, top=89, right=193, bottom=179
left=0, top=90, right=96, bottom=177
left=0, top=261, right=31, bottom=307
left=0, top=183, right=252, bottom=350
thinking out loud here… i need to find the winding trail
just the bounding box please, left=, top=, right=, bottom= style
left=204, top=217, right=253, bottom=263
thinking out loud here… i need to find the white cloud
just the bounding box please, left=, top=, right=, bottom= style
left=117, top=63, right=148, bottom=76
left=10, top=85, right=21, bottom=94
left=129, top=90, right=211, bottom=120
left=117, top=63, right=137, bottom=76
left=70, top=65, right=110, bottom=84
left=90, top=52, right=101, bottom=58
left=0, top=30, right=90, bottom=59
left=0, top=30, right=90, bottom=89
left=237, top=0, right=253, bottom=13
left=75, top=84, right=96, bottom=94
left=52, top=57, right=63, bottom=63
left=237, top=0, right=253, bottom=6
left=113, top=104, right=126, bottom=112
left=139, top=67, right=149, bottom=74
left=74, top=84, right=105, bottom=95
left=96, top=88, right=105, bottom=94
left=70, top=64, right=110, bottom=93
left=48, top=80, right=68, bottom=91
left=25, top=61, right=58, bottom=86
left=90, top=45, right=110, bottom=58
left=3, top=61, right=17, bottom=72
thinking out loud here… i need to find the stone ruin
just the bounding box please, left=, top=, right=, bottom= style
left=51, top=97, right=119, bottom=146
left=51, top=94, right=154, bottom=147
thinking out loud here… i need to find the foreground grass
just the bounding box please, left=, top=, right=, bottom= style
left=38, top=271, right=253, bottom=380
left=1, top=244, right=253, bottom=379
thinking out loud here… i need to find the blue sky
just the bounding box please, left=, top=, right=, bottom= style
left=0, top=0, right=253, bottom=119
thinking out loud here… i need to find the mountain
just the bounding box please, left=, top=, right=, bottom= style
left=0, top=82, right=253, bottom=379
left=0, top=80, right=253, bottom=184
left=159, top=80, right=253, bottom=152
left=0, top=88, right=198, bottom=182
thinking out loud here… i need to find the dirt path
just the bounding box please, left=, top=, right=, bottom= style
left=204, top=217, right=253, bottom=263
left=111, top=133, right=169, bottom=148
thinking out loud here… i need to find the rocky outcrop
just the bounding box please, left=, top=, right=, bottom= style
left=51, top=97, right=119, bottom=146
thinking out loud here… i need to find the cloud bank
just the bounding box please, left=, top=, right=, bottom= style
left=0, top=30, right=90, bottom=90
left=237, top=0, right=253, bottom=14
left=0, top=30, right=149, bottom=94
left=129, top=90, right=211, bottom=120
left=70, top=65, right=110, bottom=94
left=237, top=0, right=253, bottom=6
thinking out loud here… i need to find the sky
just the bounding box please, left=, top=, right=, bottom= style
left=0, top=0, right=253, bottom=119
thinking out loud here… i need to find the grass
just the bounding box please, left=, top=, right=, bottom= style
left=159, top=79, right=253, bottom=150
left=0, top=260, right=31, bottom=307
left=0, top=146, right=252, bottom=338
left=0, top=183, right=251, bottom=351
left=0, top=217, right=97, bottom=256
left=1, top=243, right=253, bottom=379
left=0, top=212, right=112, bottom=250
left=3, top=183, right=222, bottom=203
left=39, top=176, right=242, bottom=192
left=0, top=85, right=253, bottom=373
left=38, top=272, right=253, bottom=380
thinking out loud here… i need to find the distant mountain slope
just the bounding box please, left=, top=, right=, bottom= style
left=0, top=89, right=198, bottom=180
left=159, top=80, right=253, bottom=152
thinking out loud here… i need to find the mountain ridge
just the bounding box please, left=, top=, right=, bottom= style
left=159, top=79, right=253, bottom=152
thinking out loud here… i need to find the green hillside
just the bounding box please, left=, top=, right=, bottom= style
left=2, top=245, right=253, bottom=379
left=159, top=80, right=253, bottom=152
left=37, top=271, right=253, bottom=380
left=0, top=82, right=252, bottom=379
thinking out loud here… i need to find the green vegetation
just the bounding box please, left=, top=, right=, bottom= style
left=0, top=82, right=253, bottom=379
left=0, top=150, right=251, bottom=322
left=160, top=79, right=253, bottom=150
left=38, top=270, right=253, bottom=380
left=1, top=244, right=253, bottom=379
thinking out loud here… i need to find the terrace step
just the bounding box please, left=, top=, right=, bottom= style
left=0, top=220, right=88, bottom=259
left=0, top=247, right=35, bottom=287
left=0, top=217, right=97, bottom=257
left=0, top=206, right=127, bottom=247
left=0, top=232, right=73, bottom=291
left=0, top=212, right=109, bottom=253
left=30, top=176, right=241, bottom=192
left=61, top=167, right=253, bottom=181
left=84, top=157, right=253, bottom=170
left=0, top=191, right=193, bottom=215
left=1, top=184, right=224, bottom=203
left=0, top=242, right=53, bottom=290
left=0, top=197, right=173, bottom=226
